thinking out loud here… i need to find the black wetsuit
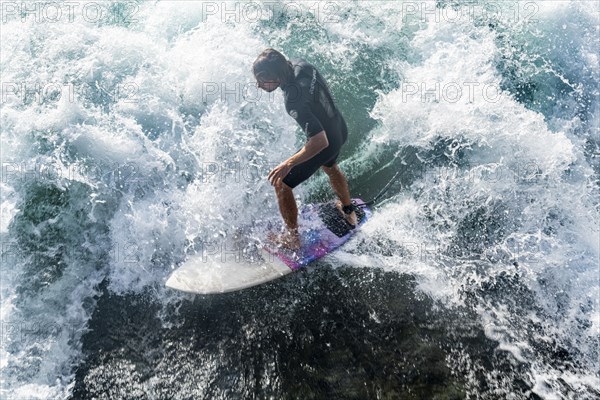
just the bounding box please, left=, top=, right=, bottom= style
left=281, top=58, right=348, bottom=189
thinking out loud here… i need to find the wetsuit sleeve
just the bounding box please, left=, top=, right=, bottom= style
left=287, top=104, right=324, bottom=139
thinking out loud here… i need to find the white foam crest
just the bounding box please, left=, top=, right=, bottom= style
left=107, top=191, right=188, bottom=294
left=335, top=10, right=598, bottom=394
left=163, top=18, right=267, bottom=113
left=136, top=1, right=208, bottom=42
left=0, top=2, right=185, bottom=396
left=334, top=195, right=457, bottom=300
left=101, top=12, right=300, bottom=293
left=0, top=251, right=105, bottom=399
left=371, top=17, right=576, bottom=176
left=0, top=183, right=19, bottom=234
left=161, top=96, right=298, bottom=271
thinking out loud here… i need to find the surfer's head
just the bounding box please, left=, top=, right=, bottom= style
left=253, top=48, right=293, bottom=92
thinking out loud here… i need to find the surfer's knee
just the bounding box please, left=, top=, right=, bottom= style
left=274, top=180, right=293, bottom=193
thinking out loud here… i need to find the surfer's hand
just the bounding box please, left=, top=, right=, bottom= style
left=268, top=160, right=293, bottom=186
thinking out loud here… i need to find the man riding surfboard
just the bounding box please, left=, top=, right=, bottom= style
left=253, top=48, right=357, bottom=250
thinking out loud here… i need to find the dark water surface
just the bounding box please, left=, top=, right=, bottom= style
left=73, top=268, right=503, bottom=399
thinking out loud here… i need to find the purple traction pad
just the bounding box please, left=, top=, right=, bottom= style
left=261, top=198, right=371, bottom=270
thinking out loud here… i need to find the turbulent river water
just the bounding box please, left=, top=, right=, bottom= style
left=1, top=1, right=599, bottom=398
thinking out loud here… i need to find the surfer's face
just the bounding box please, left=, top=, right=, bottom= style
left=256, top=78, right=280, bottom=92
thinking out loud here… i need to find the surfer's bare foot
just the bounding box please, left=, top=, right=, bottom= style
left=267, top=230, right=301, bottom=250
left=335, top=200, right=358, bottom=227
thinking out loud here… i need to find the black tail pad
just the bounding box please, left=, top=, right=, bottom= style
left=318, top=202, right=366, bottom=238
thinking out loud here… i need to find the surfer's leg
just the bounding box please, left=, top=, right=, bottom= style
left=274, top=181, right=298, bottom=230
left=322, top=163, right=351, bottom=205
left=321, top=163, right=358, bottom=227
left=273, top=181, right=301, bottom=249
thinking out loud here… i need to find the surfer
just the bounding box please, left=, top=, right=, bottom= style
left=253, top=48, right=357, bottom=250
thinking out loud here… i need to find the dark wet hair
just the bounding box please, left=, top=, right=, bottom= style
left=252, top=48, right=293, bottom=84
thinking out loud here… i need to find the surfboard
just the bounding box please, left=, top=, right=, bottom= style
left=165, top=198, right=371, bottom=294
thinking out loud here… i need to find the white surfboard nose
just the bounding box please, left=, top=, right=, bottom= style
left=165, top=252, right=291, bottom=294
